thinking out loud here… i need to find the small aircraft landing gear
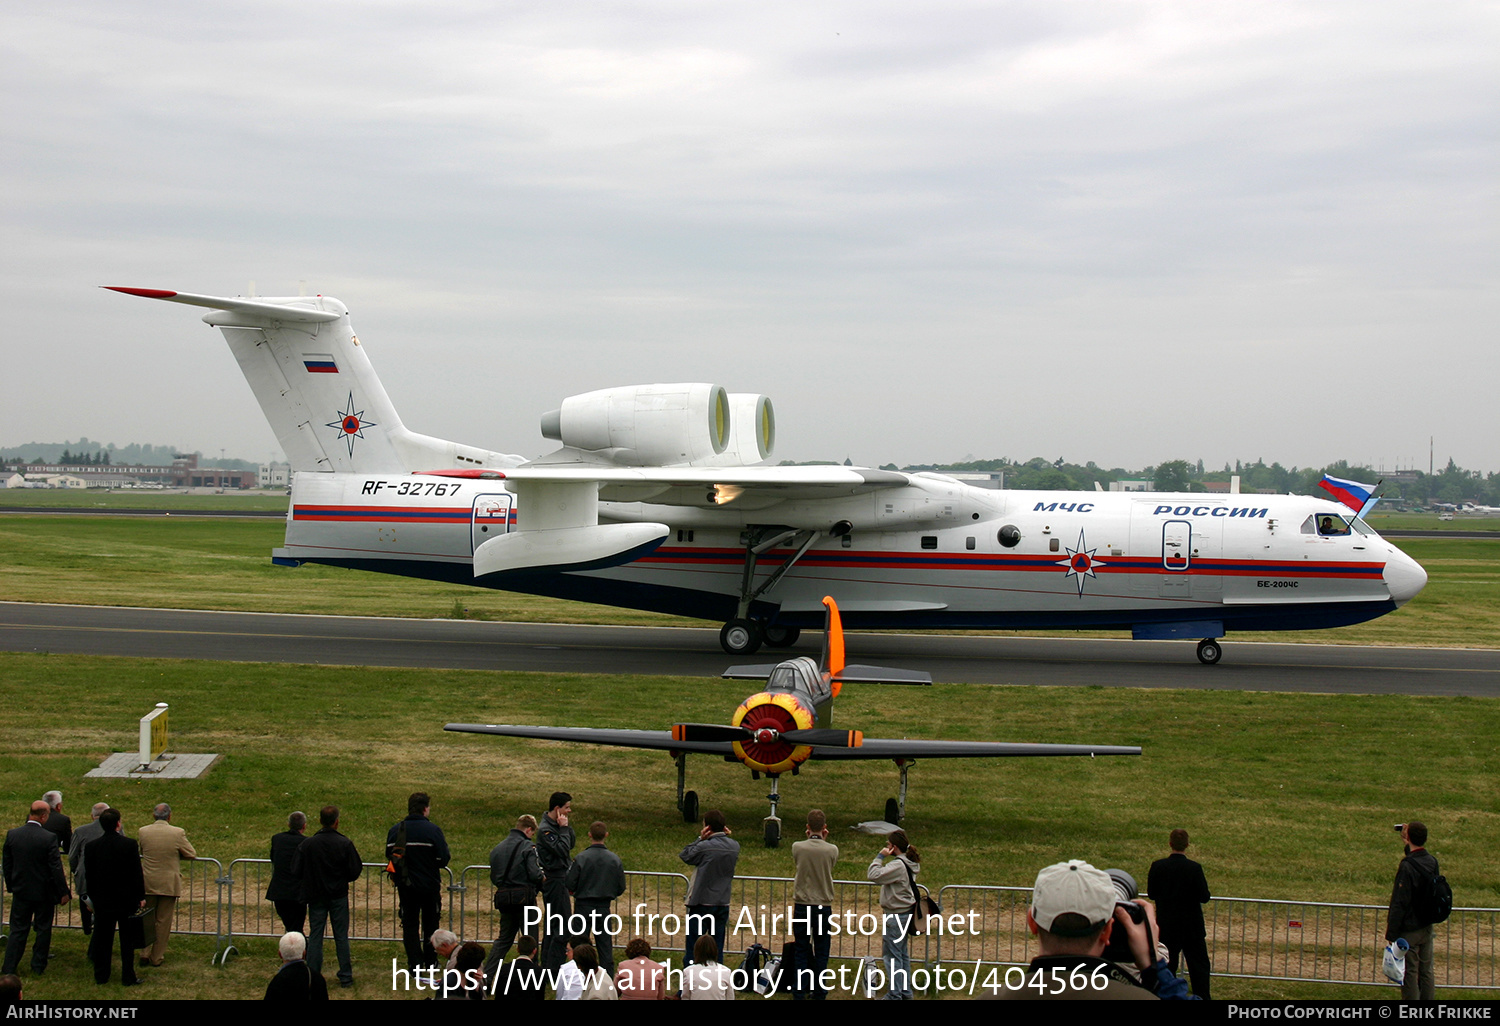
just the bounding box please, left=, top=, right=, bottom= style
left=675, top=753, right=700, bottom=822
left=720, top=619, right=762, bottom=656
left=883, top=759, right=912, bottom=824
left=763, top=774, right=783, bottom=847
left=1196, top=638, right=1223, bottom=665
left=763, top=625, right=801, bottom=648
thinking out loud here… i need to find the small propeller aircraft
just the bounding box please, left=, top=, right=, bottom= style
left=445, top=596, right=1141, bottom=846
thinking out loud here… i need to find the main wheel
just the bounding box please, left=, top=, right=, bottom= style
left=720, top=618, right=763, bottom=655
left=763, top=625, right=801, bottom=648
left=681, top=790, right=699, bottom=823
left=764, top=819, right=781, bottom=848
left=1196, top=638, right=1223, bottom=665
left=884, top=798, right=901, bottom=824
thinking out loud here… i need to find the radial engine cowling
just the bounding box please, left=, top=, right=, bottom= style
left=730, top=691, right=816, bottom=774
left=540, top=383, right=729, bottom=466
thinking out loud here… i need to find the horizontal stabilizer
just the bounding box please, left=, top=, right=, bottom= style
left=103, top=287, right=341, bottom=323
left=721, top=664, right=785, bottom=681
left=473, top=523, right=668, bottom=576
left=831, top=665, right=933, bottom=686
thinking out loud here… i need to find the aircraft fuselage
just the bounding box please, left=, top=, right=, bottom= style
left=279, top=471, right=1425, bottom=638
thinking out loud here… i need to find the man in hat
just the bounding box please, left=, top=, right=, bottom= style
left=992, top=859, right=1189, bottom=1000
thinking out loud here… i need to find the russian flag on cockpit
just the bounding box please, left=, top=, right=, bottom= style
left=1318, top=474, right=1378, bottom=513
left=303, top=354, right=338, bottom=373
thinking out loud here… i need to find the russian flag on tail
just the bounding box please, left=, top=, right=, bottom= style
left=1319, top=474, right=1381, bottom=517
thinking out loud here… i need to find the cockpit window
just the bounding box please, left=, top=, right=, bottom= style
left=1316, top=514, right=1351, bottom=537
left=1350, top=517, right=1375, bottom=536
left=767, top=666, right=800, bottom=692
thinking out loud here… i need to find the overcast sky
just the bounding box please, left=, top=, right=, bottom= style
left=3, top=1, right=1495, bottom=474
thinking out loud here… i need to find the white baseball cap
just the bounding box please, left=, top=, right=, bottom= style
left=1030, top=859, right=1116, bottom=937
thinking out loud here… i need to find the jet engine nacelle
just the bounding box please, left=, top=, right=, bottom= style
left=540, top=384, right=775, bottom=467
left=700, top=393, right=776, bottom=467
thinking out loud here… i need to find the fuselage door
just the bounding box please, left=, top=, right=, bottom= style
left=471, top=492, right=513, bottom=553
left=1162, top=520, right=1191, bottom=571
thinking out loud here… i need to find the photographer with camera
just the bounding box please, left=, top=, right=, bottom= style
left=991, top=859, right=1191, bottom=1001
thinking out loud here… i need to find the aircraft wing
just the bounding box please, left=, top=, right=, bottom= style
left=443, top=723, right=734, bottom=756
left=453, top=464, right=911, bottom=505
left=806, top=739, right=1142, bottom=761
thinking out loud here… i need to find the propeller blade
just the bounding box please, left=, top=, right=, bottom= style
left=781, top=728, right=864, bottom=748
left=671, top=723, right=750, bottom=743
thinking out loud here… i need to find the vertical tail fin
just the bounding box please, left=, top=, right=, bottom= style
left=819, top=595, right=845, bottom=693
left=106, top=288, right=522, bottom=474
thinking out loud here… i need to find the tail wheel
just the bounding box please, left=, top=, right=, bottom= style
left=885, top=798, right=901, bottom=824
left=763, top=625, right=801, bottom=648
left=682, top=790, right=699, bottom=823
left=720, top=619, right=763, bottom=655
left=1196, top=639, right=1223, bottom=665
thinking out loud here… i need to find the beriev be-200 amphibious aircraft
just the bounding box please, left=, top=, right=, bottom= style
left=108, top=287, right=1428, bottom=663
left=447, top=596, right=1141, bottom=846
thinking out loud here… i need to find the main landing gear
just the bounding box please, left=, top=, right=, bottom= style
left=717, top=523, right=850, bottom=655
left=1196, top=638, right=1223, bottom=665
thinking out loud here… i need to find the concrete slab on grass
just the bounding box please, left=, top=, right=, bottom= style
left=86, top=752, right=221, bottom=779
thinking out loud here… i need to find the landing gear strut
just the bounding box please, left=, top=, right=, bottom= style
left=674, top=753, right=700, bottom=822
left=1196, top=638, right=1223, bottom=665
left=763, top=774, right=782, bottom=847
left=719, top=525, right=843, bottom=654
left=882, top=759, right=912, bottom=824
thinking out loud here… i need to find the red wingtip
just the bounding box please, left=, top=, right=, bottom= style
left=103, top=287, right=178, bottom=298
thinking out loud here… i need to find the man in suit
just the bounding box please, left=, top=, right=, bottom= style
left=68, top=803, right=111, bottom=936
left=264, top=931, right=328, bottom=1001
left=2, top=801, right=71, bottom=976
left=84, top=809, right=145, bottom=986
left=137, top=803, right=196, bottom=967
left=1148, top=828, right=1213, bottom=999
left=40, top=793, right=71, bottom=857
left=266, top=811, right=308, bottom=936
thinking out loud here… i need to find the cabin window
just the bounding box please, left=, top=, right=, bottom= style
left=965, top=536, right=976, bottom=550
left=1049, top=538, right=1060, bottom=552
left=920, top=536, right=938, bottom=550
left=841, top=534, right=852, bottom=548
left=997, top=525, right=1021, bottom=548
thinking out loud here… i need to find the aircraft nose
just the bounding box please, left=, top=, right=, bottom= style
left=1384, top=547, right=1428, bottom=607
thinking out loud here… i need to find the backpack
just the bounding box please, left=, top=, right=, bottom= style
left=1413, top=862, right=1453, bottom=924
left=385, top=820, right=410, bottom=887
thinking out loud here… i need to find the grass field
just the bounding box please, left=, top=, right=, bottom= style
left=2, top=514, right=1497, bottom=646
left=0, top=489, right=291, bottom=512
left=2, top=653, right=1497, bottom=1000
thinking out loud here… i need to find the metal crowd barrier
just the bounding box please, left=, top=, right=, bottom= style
left=933, top=884, right=1500, bottom=991
left=6, top=863, right=1495, bottom=991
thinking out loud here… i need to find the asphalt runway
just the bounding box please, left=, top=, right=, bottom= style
left=3, top=601, right=1497, bottom=696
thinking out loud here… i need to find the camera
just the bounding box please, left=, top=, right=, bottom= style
left=1102, top=868, right=1154, bottom=965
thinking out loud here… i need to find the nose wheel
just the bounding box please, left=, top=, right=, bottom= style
left=1196, top=638, right=1223, bottom=665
